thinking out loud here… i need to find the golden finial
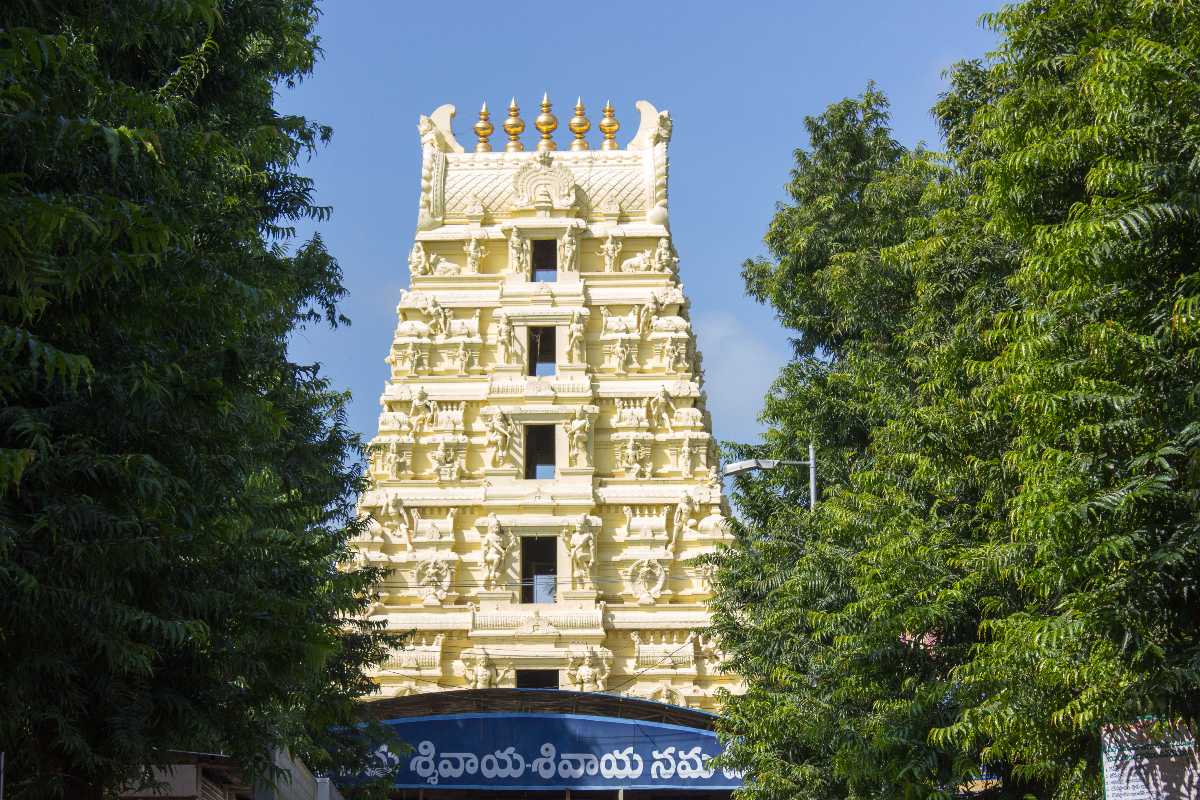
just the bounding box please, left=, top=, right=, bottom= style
left=599, top=100, right=619, bottom=150
left=503, top=97, right=525, bottom=152
left=568, top=97, right=590, bottom=151
left=473, top=102, right=494, bottom=152
left=534, top=91, right=558, bottom=152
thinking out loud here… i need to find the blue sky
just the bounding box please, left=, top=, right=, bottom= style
left=279, top=0, right=998, bottom=449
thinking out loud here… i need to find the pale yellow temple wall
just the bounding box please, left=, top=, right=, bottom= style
left=352, top=98, right=739, bottom=712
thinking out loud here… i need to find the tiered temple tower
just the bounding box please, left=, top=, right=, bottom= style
left=354, top=96, right=735, bottom=711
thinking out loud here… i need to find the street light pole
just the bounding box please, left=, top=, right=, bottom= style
left=721, top=442, right=818, bottom=511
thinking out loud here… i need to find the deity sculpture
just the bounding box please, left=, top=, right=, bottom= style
left=566, top=650, right=609, bottom=692
left=611, top=339, right=634, bottom=375
left=453, top=341, right=469, bottom=374
left=637, top=294, right=660, bottom=338
left=384, top=492, right=413, bottom=551
left=408, top=242, right=429, bottom=276
left=496, top=314, right=517, bottom=365
left=429, top=440, right=461, bottom=481
left=479, top=513, right=512, bottom=590
left=424, top=296, right=451, bottom=338
left=463, top=236, right=487, bottom=273
left=408, top=386, right=437, bottom=432
left=671, top=490, right=698, bottom=551
left=463, top=651, right=508, bottom=689
left=620, top=437, right=651, bottom=479
left=597, top=234, right=623, bottom=273
left=559, top=229, right=579, bottom=272
left=507, top=229, right=530, bottom=276
left=564, top=516, right=596, bottom=590
left=565, top=407, right=592, bottom=467
left=644, top=386, right=676, bottom=431
left=566, top=312, right=586, bottom=364
left=653, top=237, right=679, bottom=273
left=678, top=436, right=695, bottom=475
left=416, top=559, right=454, bottom=605
left=486, top=410, right=515, bottom=467
left=703, top=465, right=722, bottom=490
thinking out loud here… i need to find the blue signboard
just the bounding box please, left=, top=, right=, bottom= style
left=367, top=712, right=743, bottom=791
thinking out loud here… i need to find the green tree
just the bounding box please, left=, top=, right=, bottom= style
left=711, top=2, right=1200, bottom=799
left=0, top=2, right=396, bottom=797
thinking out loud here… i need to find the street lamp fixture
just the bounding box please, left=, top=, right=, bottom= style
left=722, top=443, right=817, bottom=511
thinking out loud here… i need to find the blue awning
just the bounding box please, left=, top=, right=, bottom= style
left=367, top=711, right=743, bottom=791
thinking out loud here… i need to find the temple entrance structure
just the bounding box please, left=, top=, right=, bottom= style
left=362, top=689, right=739, bottom=797
left=352, top=95, right=740, bottom=796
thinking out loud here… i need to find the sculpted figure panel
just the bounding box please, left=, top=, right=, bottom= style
left=566, top=313, right=586, bottom=365
left=563, top=515, right=597, bottom=590
left=618, top=436, right=652, bottom=479
left=506, top=229, right=531, bottom=276
left=486, top=410, right=515, bottom=467
left=597, top=234, right=623, bottom=272
left=462, top=651, right=510, bottom=689
left=479, top=513, right=514, bottom=590
left=495, top=313, right=518, bottom=365
left=645, top=386, right=677, bottom=431
left=626, top=559, right=667, bottom=605
left=416, top=559, right=455, bottom=606
left=463, top=236, right=487, bottom=273
left=409, top=387, right=437, bottom=432
left=566, top=408, right=592, bottom=468
left=559, top=228, right=579, bottom=272
left=566, top=649, right=610, bottom=691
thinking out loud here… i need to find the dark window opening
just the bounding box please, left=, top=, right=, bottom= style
left=516, top=669, right=560, bottom=689
left=520, top=536, right=557, bottom=604
left=532, top=239, right=557, bottom=282
left=527, top=326, right=556, bottom=376
left=524, top=424, right=555, bottom=480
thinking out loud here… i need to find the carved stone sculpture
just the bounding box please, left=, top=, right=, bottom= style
left=463, top=651, right=509, bottom=689
left=600, top=305, right=639, bottom=334
left=559, top=228, right=579, bottom=272
left=627, top=558, right=667, bottom=605
left=479, top=513, right=513, bottom=590
left=463, top=236, right=487, bottom=273
left=429, top=440, right=463, bottom=482
left=637, top=294, right=660, bottom=338
left=597, top=234, right=623, bottom=273
left=416, top=559, right=454, bottom=606
left=565, top=407, right=592, bottom=468
left=486, top=410, right=515, bottom=467
left=564, top=515, right=596, bottom=590
left=661, top=338, right=689, bottom=373
left=496, top=313, right=517, bottom=365
left=619, top=249, right=654, bottom=273
left=452, top=341, right=469, bottom=374
left=430, top=254, right=460, bottom=276
left=385, top=491, right=413, bottom=551
left=408, top=242, right=429, bottom=276
left=644, top=386, right=676, bottom=431
left=566, top=649, right=610, bottom=691
left=619, top=437, right=652, bottom=479
left=677, top=437, right=695, bottom=475
left=409, top=387, right=437, bottom=432
left=671, top=490, right=698, bottom=551
left=608, top=339, right=637, bottom=374
left=506, top=229, right=531, bottom=276
left=653, top=237, right=679, bottom=273
left=566, top=313, right=586, bottom=364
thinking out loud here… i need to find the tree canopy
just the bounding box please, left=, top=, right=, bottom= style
left=711, top=2, right=1200, bottom=798
left=0, top=2, right=394, bottom=797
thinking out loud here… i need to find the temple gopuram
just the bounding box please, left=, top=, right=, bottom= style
left=351, top=95, right=741, bottom=798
